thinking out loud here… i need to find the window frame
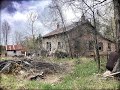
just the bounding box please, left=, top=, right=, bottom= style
left=58, top=42, right=63, bottom=49
left=46, top=42, right=51, bottom=51
left=98, top=42, right=103, bottom=51
left=108, top=43, right=111, bottom=51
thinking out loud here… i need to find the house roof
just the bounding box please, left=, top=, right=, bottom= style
left=43, top=23, right=76, bottom=38
left=5, top=45, right=24, bottom=51
left=43, top=20, right=115, bottom=43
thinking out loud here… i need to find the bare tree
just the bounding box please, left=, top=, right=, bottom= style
left=14, top=31, right=23, bottom=45
left=80, top=0, right=101, bottom=71
left=2, top=20, right=11, bottom=46
left=62, top=0, right=107, bottom=71
left=112, top=0, right=120, bottom=76
left=48, top=0, right=74, bottom=58
left=0, top=23, right=1, bottom=46
left=27, top=11, right=38, bottom=53
left=113, top=0, right=120, bottom=52
left=96, top=2, right=115, bottom=40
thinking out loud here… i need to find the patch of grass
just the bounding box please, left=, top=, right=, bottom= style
left=0, top=74, right=25, bottom=90
left=52, top=58, right=119, bottom=90
left=100, top=56, right=107, bottom=72
left=0, top=57, right=119, bottom=90
left=52, top=59, right=98, bottom=89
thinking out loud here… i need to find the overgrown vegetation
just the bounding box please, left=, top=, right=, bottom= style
left=0, top=57, right=119, bottom=90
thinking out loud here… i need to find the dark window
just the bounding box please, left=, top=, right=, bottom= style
left=108, top=43, right=111, bottom=51
left=58, top=42, right=63, bottom=49
left=89, top=41, right=94, bottom=50
left=119, top=20, right=120, bottom=32
left=74, top=40, right=80, bottom=50
left=98, top=42, right=103, bottom=51
left=46, top=42, right=51, bottom=51
left=14, top=50, right=16, bottom=54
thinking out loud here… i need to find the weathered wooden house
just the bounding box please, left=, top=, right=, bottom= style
left=42, top=15, right=116, bottom=57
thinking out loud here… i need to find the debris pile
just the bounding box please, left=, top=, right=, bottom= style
left=0, top=59, right=64, bottom=80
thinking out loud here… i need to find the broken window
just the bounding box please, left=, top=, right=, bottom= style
left=89, top=40, right=94, bottom=51
left=58, top=42, right=63, bottom=49
left=46, top=42, right=51, bottom=51
left=108, top=43, right=111, bottom=51
left=98, top=42, right=103, bottom=51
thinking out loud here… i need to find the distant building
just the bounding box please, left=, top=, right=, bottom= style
left=5, top=45, right=26, bottom=56
left=42, top=15, right=116, bottom=57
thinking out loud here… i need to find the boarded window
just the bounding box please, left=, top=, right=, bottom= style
left=58, top=42, right=63, bottom=49
left=46, top=42, right=51, bottom=51
left=108, top=43, right=111, bottom=51
left=98, top=42, right=103, bottom=51
left=89, top=41, right=94, bottom=50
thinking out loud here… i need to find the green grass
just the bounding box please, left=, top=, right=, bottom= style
left=0, top=57, right=12, bottom=61
left=0, top=57, right=120, bottom=90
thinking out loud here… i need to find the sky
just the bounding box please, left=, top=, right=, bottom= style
left=0, top=0, right=52, bottom=45
left=0, top=0, right=112, bottom=45
left=0, top=0, right=82, bottom=45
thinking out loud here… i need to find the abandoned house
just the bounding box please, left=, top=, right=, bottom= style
left=5, top=45, right=26, bottom=56
left=42, top=15, right=116, bottom=57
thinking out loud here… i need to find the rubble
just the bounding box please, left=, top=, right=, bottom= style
left=0, top=58, right=64, bottom=80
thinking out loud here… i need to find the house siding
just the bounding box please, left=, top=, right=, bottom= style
left=7, top=51, right=22, bottom=56
left=42, top=34, right=68, bottom=55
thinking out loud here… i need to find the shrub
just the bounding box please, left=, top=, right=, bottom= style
left=54, top=50, right=68, bottom=58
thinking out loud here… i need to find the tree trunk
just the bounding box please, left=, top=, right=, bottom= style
left=112, top=0, right=120, bottom=76
left=54, top=0, right=73, bottom=58
left=82, top=0, right=100, bottom=71
left=93, top=13, right=101, bottom=72
left=113, top=0, right=120, bottom=51
left=31, top=21, right=36, bottom=54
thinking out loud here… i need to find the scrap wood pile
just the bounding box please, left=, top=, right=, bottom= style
left=0, top=59, right=64, bottom=80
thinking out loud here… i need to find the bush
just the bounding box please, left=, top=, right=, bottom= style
left=54, top=50, right=68, bottom=58
left=41, top=49, right=48, bottom=57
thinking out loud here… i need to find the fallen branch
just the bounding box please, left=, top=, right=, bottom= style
left=105, top=71, right=120, bottom=77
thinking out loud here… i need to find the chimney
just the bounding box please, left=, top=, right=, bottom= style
left=81, top=14, right=86, bottom=23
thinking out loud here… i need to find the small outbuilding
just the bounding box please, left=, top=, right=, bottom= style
left=5, top=45, right=25, bottom=56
